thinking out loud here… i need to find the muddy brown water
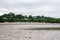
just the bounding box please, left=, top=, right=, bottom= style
left=0, top=23, right=60, bottom=40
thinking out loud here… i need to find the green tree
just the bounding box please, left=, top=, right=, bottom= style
left=0, top=16, right=4, bottom=22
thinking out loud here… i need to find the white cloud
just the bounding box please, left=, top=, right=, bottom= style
left=2, top=0, right=16, bottom=4
left=0, top=0, right=60, bottom=18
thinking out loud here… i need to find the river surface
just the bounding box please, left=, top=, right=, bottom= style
left=0, top=23, right=60, bottom=40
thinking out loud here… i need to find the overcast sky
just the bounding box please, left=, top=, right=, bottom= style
left=0, top=0, right=60, bottom=18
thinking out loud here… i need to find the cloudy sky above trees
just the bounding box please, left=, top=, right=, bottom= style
left=0, top=0, right=60, bottom=18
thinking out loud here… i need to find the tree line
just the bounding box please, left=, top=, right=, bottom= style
left=0, top=12, right=60, bottom=23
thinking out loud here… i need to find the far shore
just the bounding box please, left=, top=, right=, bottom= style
left=0, top=22, right=60, bottom=25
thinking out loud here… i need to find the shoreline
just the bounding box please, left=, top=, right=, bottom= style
left=0, top=22, right=60, bottom=25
